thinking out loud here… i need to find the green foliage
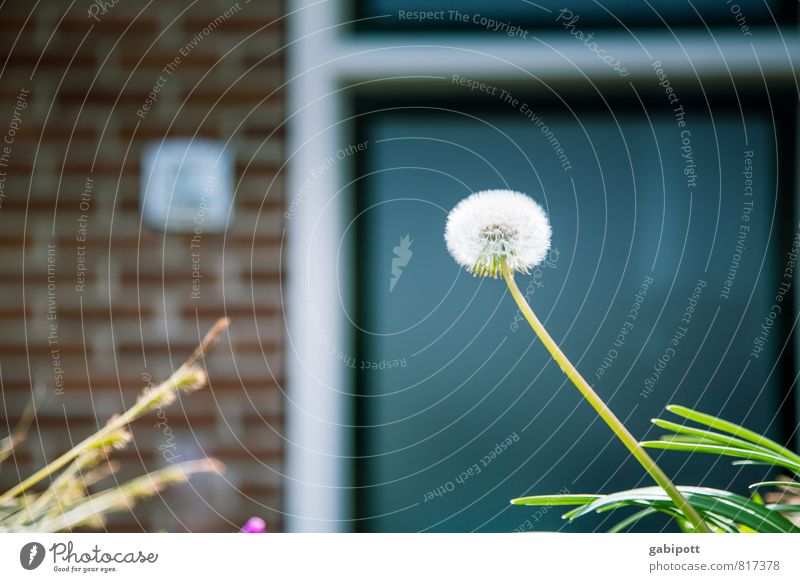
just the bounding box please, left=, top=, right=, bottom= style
left=0, top=319, right=229, bottom=532
left=511, top=405, right=800, bottom=533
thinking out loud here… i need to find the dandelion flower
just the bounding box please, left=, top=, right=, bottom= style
left=442, top=187, right=711, bottom=532
left=444, top=189, right=552, bottom=278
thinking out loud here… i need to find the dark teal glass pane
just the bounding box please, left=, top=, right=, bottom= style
left=352, top=102, right=788, bottom=532
left=355, top=0, right=785, bottom=29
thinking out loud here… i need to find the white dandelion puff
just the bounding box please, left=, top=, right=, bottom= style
left=444, top=189, right=552, bottom=278
left=441, top=189, right=711, bottom=532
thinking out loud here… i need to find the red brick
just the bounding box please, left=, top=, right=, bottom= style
left=0, top=2, right=287, bottom=533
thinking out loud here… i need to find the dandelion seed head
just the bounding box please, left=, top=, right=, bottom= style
left=444, top=189, right=552, bottom=278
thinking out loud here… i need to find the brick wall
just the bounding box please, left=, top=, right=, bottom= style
left=0, top=0, right=285, bottom=531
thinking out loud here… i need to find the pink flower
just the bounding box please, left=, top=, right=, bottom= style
left=240, top=517, right=268, bottom=533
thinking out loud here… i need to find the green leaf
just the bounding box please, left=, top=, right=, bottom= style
left=732, top=460, right=774, bottom=467
left=767, top=504, right=800, bottom=513
left=640, top=440, right=800, bottom=475
left=566, top=486, right=800, bottom=533
left=510, top=494, right=601, bottom=506
left=749, top=481, right=800, bottom=490
left=701, top=513, right=742, bottom=533
left=659, top=434, right=726, bottom=446
left=607, top=508, right=659, bottom=533
left=652, top=419, right=784, bottom=455
left=665, top=405, right=800, bottom=467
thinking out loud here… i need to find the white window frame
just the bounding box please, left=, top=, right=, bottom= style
left=285, top=0, right=800, bottom=532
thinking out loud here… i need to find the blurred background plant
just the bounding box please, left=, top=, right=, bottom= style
left=0, top=319, right=229, bottom=533
left=512, top=405, right=800, bottom=533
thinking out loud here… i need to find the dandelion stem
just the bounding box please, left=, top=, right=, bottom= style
left=501, top=261, right=711, bottom=533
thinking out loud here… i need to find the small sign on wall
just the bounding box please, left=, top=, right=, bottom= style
left=140, top=139, right=234, bottom=233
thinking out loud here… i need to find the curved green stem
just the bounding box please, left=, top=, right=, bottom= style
left=501, top=262, right=711, bottom=533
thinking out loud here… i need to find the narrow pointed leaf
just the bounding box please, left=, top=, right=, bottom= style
left=607, top=508, right=658, bottom=533
left=750, top=481, right=800, bottom=489
left=652, top=419, right=782, bottom=455
left=640, top=440, right=800, bottom=475
left=767, top=504, right=800, bottom=513
left=510, top=494, right=601, bottom=506
left=565, top=486, right=800, bottom=533
left=665, top=405, right=800, bottom=465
